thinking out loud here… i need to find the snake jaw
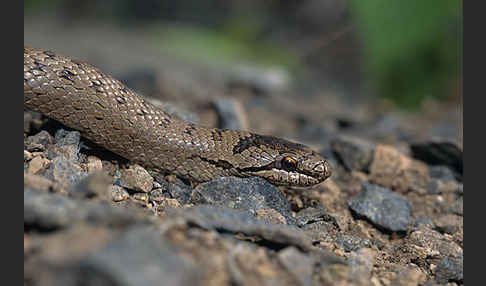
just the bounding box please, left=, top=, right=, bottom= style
left=240, top=155, right=332, bottom=187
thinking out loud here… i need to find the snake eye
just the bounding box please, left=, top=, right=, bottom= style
left=281, top=157, right=297, bottom=171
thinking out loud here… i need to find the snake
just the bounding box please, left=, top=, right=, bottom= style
left=24, top=46, right=332, bottom=187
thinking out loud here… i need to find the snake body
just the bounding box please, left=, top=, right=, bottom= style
left=24, top=47, right=331, bottom=186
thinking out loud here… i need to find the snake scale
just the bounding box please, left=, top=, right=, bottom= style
left=24, top=46, right=331, bottom=186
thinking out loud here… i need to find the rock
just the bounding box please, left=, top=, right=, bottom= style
left=119, top=68, right=157, bottom=98
left=330, top=135, right=375, bottom=172
left=154, top=198, right=182, bottom=214
left=147, top=98, right=199, bottom=125
left=227, top=65, right=291, bottom=95
left=148, top=188, right=171, bottom=203
left=24, top=130, right=53, bottom=152
left=347, top=248, right=376, bottom=283
left=24, top=173, right=68, bottom=194
left=410, top=139, right=463, bottom=176
left=24, top=112, right=33, bottom=133
left=192, top=177, right=294, bottom=225
left=449, top=197, right=463, bottom=216
left=433, top=214, right=463, bottom=235
left=47, top=129, right=81, bottom=162
left=110, top=185, right=130, bottom=202
left=86, top=155, right=103, bottom=173
left=390, top=267, right=427, bottom=286
left=72, top=171, right=113, bottom=200
left=435, top=255, right=463, bottom=284
left=277, top=247, right=315, bottom=286
left=407, top=227, right=462, bottom=258
left=27, top=156, right=50, bottom=175
left=429, top=165, right=457, bottom=182
left=335, top=234, right=372, bottom=252
left=414, top=217, right=435, bottom=229
left=33, top=226, right=201, bottom=286
left=348, top=182, right=412, bottom=233
left=131, top=193, right=149, bottom=204
left=369, top=144, right=429, bottom=193
left=24, top=188, right=149, bottom=231
left=118, top=164, right=154, bottom=193
left=153, top=175, right=193, bottom=205
left=168, top=206, right=323, bottom=253
left=45, top=156, right=87, bottom=188
left=211, top=98, right=248, bottom=130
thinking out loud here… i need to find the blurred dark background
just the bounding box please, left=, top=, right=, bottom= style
left=24, top=0, right=462, bottom=110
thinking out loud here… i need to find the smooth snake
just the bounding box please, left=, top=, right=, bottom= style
left=24, top=46, right=332, bottom=187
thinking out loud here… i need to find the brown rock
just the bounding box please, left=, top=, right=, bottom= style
left=369, top=144, right=429, bottom=193
left=86, top=155, right=103, bottom=173
left=72, top=171, right=113, bottom=200
left=28, top=156, right=50, bottom=175
left=110, top=185, right=129, bottom=202
left=119, top=164, right=154, bottom=193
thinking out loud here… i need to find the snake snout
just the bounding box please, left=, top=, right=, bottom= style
left=313, top=160, right=332, bottom=181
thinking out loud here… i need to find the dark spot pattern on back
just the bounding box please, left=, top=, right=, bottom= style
left=233, top=133, right=309, bottom=155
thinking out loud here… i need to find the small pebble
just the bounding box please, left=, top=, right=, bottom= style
left=119, top=164, right=154, bottom=193
left=110, top=185, right=129, bottom=202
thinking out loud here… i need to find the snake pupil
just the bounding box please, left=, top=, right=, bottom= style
left=281, top=157, right=297, bottom=171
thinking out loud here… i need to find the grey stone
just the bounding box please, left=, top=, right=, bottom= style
left=45, top=156, right=87, bottom=187
left=47, top=129, right=81, bottom=162
left=212, top=98, right=246, bottom=130
left=76, top=226, right=201, bottom=286
left=335, top=234, right=372, bottom=252
left=24, top=130, right=54, bottom=152
left=278, top=247, right=315, bottom=286
left=411, top=139, right=462, bottom=176
left=168, top=206, right=315, bottom=252
left=435, top=255, right=463, bottom=284
left=72, top=171, right=113, bottom=200
left=192, top=176, right=294, bottom=224
left=24, top=188, right=148, bottom=231
left=348, top=182, right=412, bottom=232
left=153, top=175, right=192, bottom=205
left=330, top=135, right=375, bottom=172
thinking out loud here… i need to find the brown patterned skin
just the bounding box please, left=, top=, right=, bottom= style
left=24, top=47, right=331, bottom=186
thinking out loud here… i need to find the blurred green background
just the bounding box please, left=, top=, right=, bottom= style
left=25, top=0, right=462, bottom=110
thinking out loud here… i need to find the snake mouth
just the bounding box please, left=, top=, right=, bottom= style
left=239, top=163, right=328, bottom=187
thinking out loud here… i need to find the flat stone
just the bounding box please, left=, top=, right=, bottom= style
left=192, top=177, right=294, bottom=225
left=24, top=188, right=149, bottom=231
left=167, top=206, right=317, bottom=252
left=348, top=182, right=412, bottom=233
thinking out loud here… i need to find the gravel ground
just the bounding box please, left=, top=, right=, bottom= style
left=24, top=19, right=462, bottom=286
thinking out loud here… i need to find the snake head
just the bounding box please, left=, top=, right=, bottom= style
left=248, top=152, right=332, bottom=187
left=236, top=134, right=332, bottom=186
